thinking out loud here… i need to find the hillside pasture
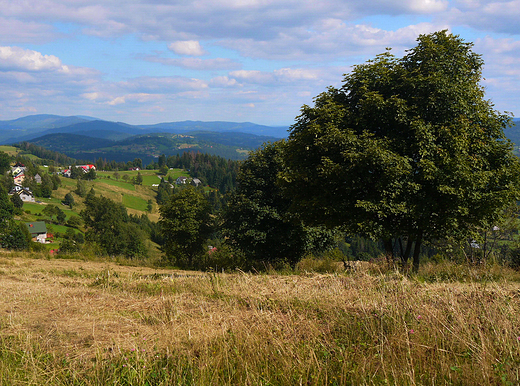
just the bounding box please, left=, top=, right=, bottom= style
left=0, top=145, right=19, bottom=156
left=122, top=194, right=148, bottom=211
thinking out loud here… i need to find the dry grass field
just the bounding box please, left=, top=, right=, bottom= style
left=0, top=252, right=519, bottom=385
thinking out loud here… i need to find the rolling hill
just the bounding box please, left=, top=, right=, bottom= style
left=0, top=114, right=290, bottom=146
left=23, top=131, right=279, bottom=162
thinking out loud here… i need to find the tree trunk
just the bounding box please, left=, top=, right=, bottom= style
left=383, top=238, right=394, bottom=262
left=412, top=231, right=423, bottom=273
left=401, top=237, right=413, bottom=266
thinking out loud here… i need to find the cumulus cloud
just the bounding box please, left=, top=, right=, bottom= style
left=0, top=46, right=63, bottom=71
left=209, top=76, right=241, bottom=88
left=0, top=0, right=451, bottom=43
left=168, top=41, right=206, bottom=56
left=222, top=22, right=445, bottom=61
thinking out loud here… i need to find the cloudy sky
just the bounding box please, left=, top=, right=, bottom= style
left=0, top=0, right=519, bottom=126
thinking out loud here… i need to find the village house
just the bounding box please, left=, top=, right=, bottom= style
left=62, top=164, right=96, bottom=178
left=9, top=186, right=35, bottom=202
left=25, top=221, right=48, bottom=243
left=176, top=176, right=188, bottom=184
left=13, top=173, right=25, bottom=185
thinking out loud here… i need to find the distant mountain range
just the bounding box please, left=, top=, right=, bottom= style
left=0, top=114, right=288, bottom=162
left=0, top=114, right=289, bottom=145
left=2, top=114, right=519, bottom=163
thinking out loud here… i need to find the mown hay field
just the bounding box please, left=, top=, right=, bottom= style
left=0, top=253, right=519, bottom=385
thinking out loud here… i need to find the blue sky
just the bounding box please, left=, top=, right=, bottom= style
left=1, top=0, right=519, bottom=127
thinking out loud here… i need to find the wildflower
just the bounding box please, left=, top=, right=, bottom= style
left=409, top=329, right=415, bottom=334
left=417, top=315, right=422, bottom=320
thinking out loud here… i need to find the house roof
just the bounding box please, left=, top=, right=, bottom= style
left=26, top=221, right=47, bottom=236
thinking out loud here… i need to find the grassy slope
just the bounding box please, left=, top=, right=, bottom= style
left=0, top=145, right=19, bottom=156
left=17, top=169, right=187, bottom=250
left=0, top=255, right=519, bottom=385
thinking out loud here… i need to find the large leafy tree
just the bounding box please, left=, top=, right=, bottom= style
left=282, top=31, right=520, bottom=270
left=159, top=187, right=213, bottom=268
left=222, top=141, right=335, bottom=268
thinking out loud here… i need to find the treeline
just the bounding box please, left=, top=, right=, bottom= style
left=163, top=152, right=239, bottom=192
left=16, top=142, right=79, bottom=166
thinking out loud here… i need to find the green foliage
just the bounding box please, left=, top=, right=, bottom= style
left=283, top=31, right=520, bottom=271
left=156, top=178, right=173, bottom=205
left=42, top=204, right=67, bottom=224
left=84, top=168, right=97, bottom=180
left=0, top=151, right=10, bottom=175
left=222, top=142, right=336, bottom=268
left=75, top=179, right=87, bottom=197
left=10, top=193, right=24, bottom=209
left=159, top=187, right=213, bottom=268
left=0, top=185, right=28, bottom=250
left=81, top=195, right=148, bottom=258
left=50, top=174, right=61, bottom=190
left=66, top=215, right=82, bottom=228
left=133, top=171, right=143, bottom=185
left=0, top=185, right=15, bottom=223
left=63, top=192, right=75, bottom=208
left=39, top=173, right=53, bottom=198
left=167, top=152, right=239, bottom=192
left=70, top=165, right=84, bottom=180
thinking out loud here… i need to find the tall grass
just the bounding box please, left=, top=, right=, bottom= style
left=0, top=255, right=519, bottom=385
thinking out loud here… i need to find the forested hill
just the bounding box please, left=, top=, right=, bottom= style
left=504, top=118, right=520, bottom=156
left=18, top=131, right=279, bottom=163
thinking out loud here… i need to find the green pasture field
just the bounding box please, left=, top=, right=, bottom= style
left=122, top=194, right=148, bottom=211
left=0, top=145, right=19, bottom=156
left=95, top=178, right=136, bottom=191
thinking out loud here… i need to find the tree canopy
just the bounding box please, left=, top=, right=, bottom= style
left=222, top=141, right=335, bottom=268
left=159, top=187, right=213, bottom=268
left=282, top=31, right=520, bottom=270
left=81, top=194, right=147, bottom=258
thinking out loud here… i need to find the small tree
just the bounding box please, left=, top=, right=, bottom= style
left=159, top=187, right=213, bottom=268
left=63, top=192, right=75, bottom=208
left=134, top=172, right=143, bottom=186
left=75, top=179, right=87, bottom=197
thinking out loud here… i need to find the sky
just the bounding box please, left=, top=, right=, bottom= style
left=0, top=0, right=519, bottom=127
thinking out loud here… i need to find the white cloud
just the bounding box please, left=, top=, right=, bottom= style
left=0, top=46, right=63, bottom=71
left=168, top=40, right=206, bottom=56
left=209, top=76, right=241, bottom=88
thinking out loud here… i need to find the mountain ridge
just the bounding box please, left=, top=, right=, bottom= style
left=0, top=114, right=290, bottom=144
